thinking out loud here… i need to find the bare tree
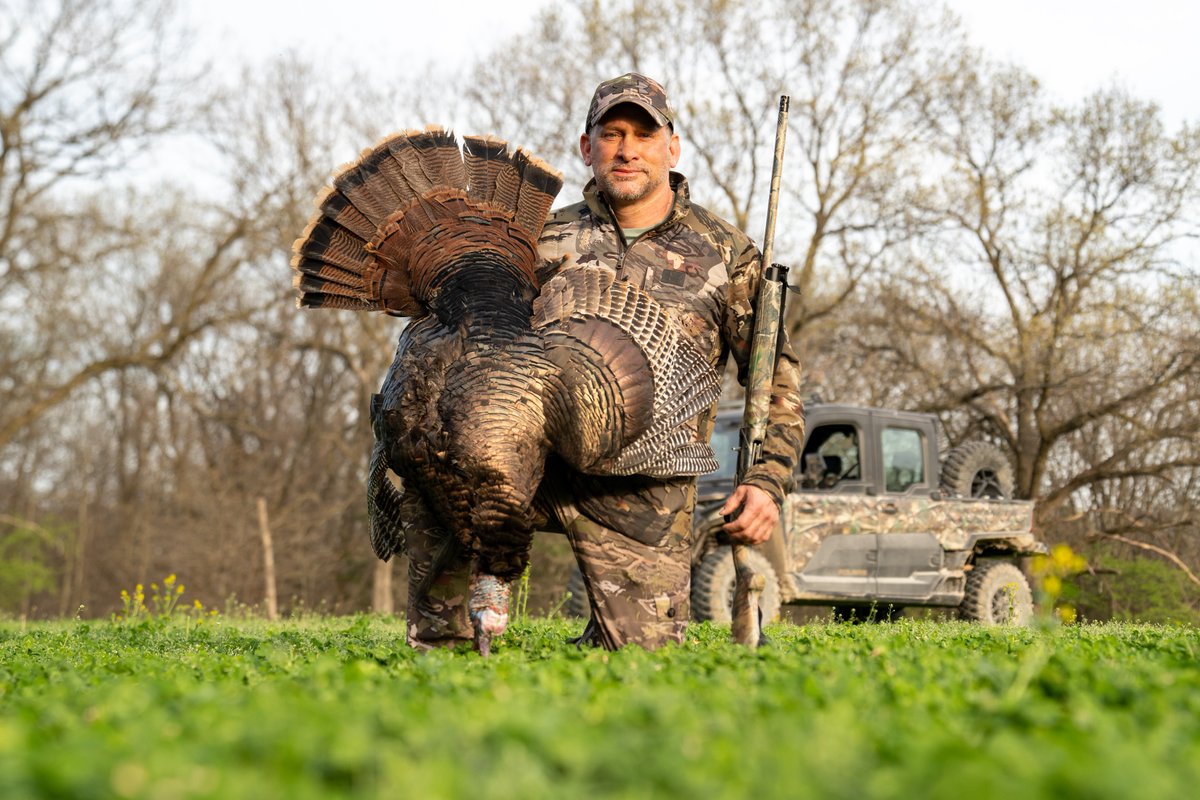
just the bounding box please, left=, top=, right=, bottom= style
left=839, top=59, right=1200, bottom=543
left=0, top=0, right=188, bottom=240
left=0, top=0, right=199, bottom=449
left=0, top=31, right=425, bottom=614
left=458, top=0, right=961, bottom=357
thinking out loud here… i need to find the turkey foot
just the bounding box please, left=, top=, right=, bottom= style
left=468, top=573, right=510, bottom=657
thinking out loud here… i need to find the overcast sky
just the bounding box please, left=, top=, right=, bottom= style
left=945, top=0, right=1198, bottom=128
left=186, top=0, right=1198, bottom=129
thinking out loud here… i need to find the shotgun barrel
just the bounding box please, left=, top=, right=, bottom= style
left=731, top=95, right=790, bottom=648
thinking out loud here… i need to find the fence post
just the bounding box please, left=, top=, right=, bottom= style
left=256, top=497, right=279, bottom=620
left=372, top=559, right=394, bottom=614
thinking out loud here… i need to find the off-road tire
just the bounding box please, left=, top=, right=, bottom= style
left=941, top=442, right=1015, bottom=499
left=563, top=566, right=589, bottom=619
left=958, top=560, right=1033, bottom=625
left=692, top=546, right=782, bottom=624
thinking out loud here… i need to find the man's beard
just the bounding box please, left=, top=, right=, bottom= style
left=597, top=164, right=665, bottom=203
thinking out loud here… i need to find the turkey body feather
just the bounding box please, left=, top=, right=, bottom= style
left=376, top=315, right=553, bottom=579
left=292, top=128, right=720, bottom=650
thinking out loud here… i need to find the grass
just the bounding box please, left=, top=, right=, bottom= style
left=1, top=616, right=1197, bottom=799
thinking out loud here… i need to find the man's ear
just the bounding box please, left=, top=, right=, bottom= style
left=668, top=131, right=681, bottom=169
left=579, top=133, right=593, bottom=167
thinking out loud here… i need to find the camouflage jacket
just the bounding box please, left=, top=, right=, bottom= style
left=537, top=173, right=804, bottom=519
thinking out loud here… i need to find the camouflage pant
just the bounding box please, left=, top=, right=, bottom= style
left=557, top=502, right=693, bottom=651
left=402, top=479, right=695, bottom=652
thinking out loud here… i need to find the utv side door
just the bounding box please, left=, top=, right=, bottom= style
left=789, top=414, right=878, bottom=598
left=872, top=422, right=947, bottom=601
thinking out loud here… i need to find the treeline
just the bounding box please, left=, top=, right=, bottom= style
left=1, top=0, right=1197, bottom=621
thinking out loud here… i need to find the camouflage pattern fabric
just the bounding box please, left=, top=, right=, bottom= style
left=540, top=464, right=693, bottom=650
left=586, top=72, right=675, bottom=131
left=537, top=173, right=805, bottom=509
left=532, top=173, right=804, bottom=649
left=782, top=494, right=1039, bottom=570
left=401, top=490, right=473, bottom=650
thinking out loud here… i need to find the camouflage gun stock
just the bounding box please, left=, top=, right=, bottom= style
left=732, top=95, right=790, bottom=648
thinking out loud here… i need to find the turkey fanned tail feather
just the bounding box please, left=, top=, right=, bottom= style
left=535, top=265, right=721, bottom=477
left=290, top=127, right=562, bottom=317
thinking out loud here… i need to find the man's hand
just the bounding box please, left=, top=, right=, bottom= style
left=720, top=484, right=778, bottom=545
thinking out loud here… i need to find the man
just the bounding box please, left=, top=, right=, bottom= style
left=536, top=72, right=805, bottom=649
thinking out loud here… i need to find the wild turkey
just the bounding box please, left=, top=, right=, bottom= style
left=292, top=128, right=721, bottom=654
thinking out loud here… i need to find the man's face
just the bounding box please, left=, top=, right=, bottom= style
left=580, top=105, right=680, bottom=207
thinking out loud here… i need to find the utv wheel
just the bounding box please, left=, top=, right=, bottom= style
left=563, top=566, right=589, bottom=619
left=958, top=561, right=1032, bottom=625
left=941, top=442, right=1015, bottom=499
left=692, top=546, right=782, bottom=624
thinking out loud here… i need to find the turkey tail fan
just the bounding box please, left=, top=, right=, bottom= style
left=291, top=127, right=460, bottom=314
left=335, top=126, right=466, bottom=220
left=462, top=135, right=508, bottom=204
left=462, top=136, right=563, bottom=239
left=490, top=151, right=523, bottom=211
left=314, top=185, right=377, bottom=240
left=512, top=151, right=564, bottom=236
left=534, top=265, right=722, bottom=477
left=294, top=129, right=564, bottom=314
left=384, top=125, right=468, bottom=199
left=372, top=136, right=563, bottom=313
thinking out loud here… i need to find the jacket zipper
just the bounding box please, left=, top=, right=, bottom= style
left=607, top=199, right=662, bottom=288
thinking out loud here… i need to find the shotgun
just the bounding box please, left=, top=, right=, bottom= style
left=731, top=95, right=790, bottom=647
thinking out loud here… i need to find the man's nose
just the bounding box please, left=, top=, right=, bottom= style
left=616, top=136, right=635, bottom=160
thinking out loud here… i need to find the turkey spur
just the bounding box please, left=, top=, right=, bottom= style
left=292, top=128, right=721, bottom=654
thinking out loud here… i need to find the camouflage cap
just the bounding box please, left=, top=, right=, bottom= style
left=585, top=72, right=675, bottom=131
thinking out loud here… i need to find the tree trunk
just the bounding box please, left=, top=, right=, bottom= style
left=372, top=559, right=394, bottom=615
left=256, top=497, right=279, bottom=620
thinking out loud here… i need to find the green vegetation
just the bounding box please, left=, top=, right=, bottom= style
left=1075, top=554, right=1200, bottom=626
left=0, top=516, right=68, bottom=612
left=1, top=617, right=1197, bottom=799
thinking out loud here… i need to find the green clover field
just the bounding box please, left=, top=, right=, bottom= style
left=2, top=616, right=1197, bottom=799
